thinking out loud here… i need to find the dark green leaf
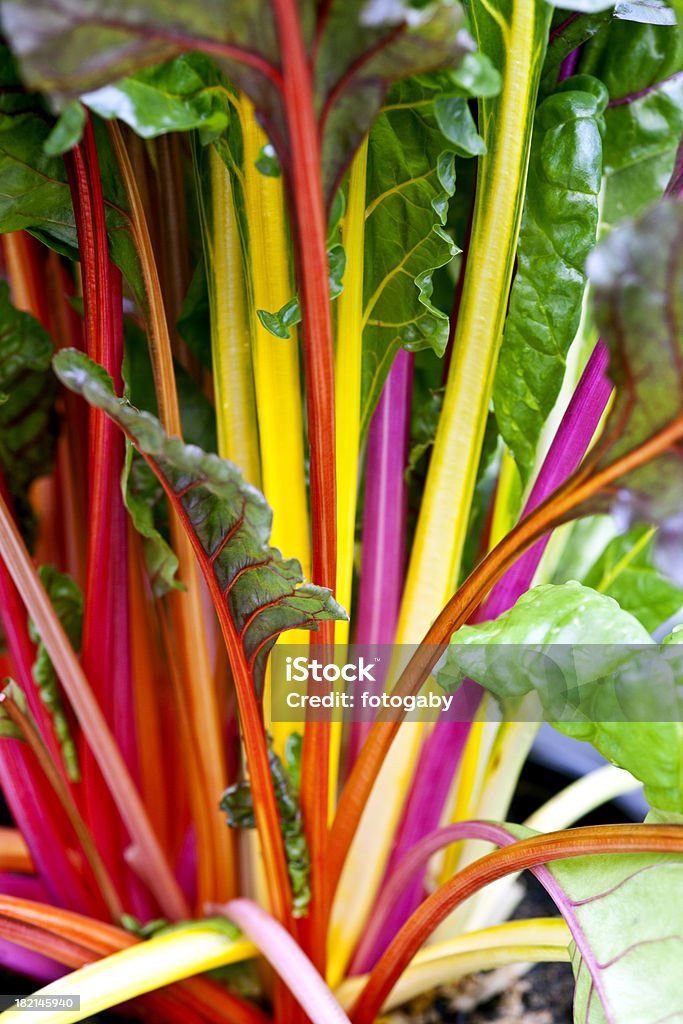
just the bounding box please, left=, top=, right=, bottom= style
left=360, top=76, right=461, bottom=434
left=256, top=245, right=345, bottom=339
left=581, top=525, right=683, bottom=632
left=28, top=566, right=81, bottom=781
left=176, top=260, right=212, bottom=370
left=43, top=99, right=86, bottom=155
left=584, top=21, right=683, bottom=225
left=220, top=741, right=310, bottom=916
left=493, top=75, right=607, bottom=484
left=53, top=349, right=346, bottom=695
left=0, top=281, right=57, bottom=542
left=122, top=448, right=183, bottom=598
left=2, top=0, right=471, bottom=204
left=254, top=143, right=281, bottom=178
left=82, top=53, right=233, bottom=145
left=0, top=90, right=144, bottom=304
left=257, top=297, right=302, bottom=341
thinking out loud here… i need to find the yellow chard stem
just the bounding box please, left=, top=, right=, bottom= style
left=236, top=97, right=310, bottom=762
left=334, top=135, right=368, bottom=646
left=201, top=145, right=262, bottom=485
left=396, top=0, right=551, bottom=642
left=0, top=923, right=257, bottom=1024
left=238, top=97, right=309, bottom=573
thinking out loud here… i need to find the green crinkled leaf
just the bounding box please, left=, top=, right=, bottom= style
left=122, top=447, right=183, bottom=598
left=360, top=76, right=462, bottom=434
left=0, top=281, right=57, bottom=542
left=579, top=199, right=683, bottom=558
left=29, top=566, right=81, bottom=781
left=81, top=53, right=234, bottom=144
left=585, top=21, right=683, bottom=226
left=0, top=55, right=144, bottom=303
left=53, top=349, right=346, bottom=695
left=437, top=582, right=683, bottom=813
left=1, top=0, right=471, bottom=205
left=43, top=99, right=86, bottom=155
left=220, top=740, right=310, bottom=917
left=498, top=821, right=683, bottom=1024
left=581, top=525, right=683, bottom=632
left=494, top=75, right=607, bottom=484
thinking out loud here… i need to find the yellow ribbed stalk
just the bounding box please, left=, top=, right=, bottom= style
left=0, top=923, right=257, bottom=1024
left=237, top=98, right=310, bottom=758
left=326, top=137, right=370, bottom=815
left=200, top=146, right=261, bottom=485
left=329, top=0, right=550, bottom=983
left=334, top=136, right=368, bottom=646
left=239, top=97, right=309, bottom=572
left=396, top=0, right=549, bottom=642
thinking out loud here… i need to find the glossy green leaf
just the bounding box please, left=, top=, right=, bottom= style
left=2, top=0, right=471, bottom=204
left=581, top=525, right=683, bottom=632
left=494, top=75, right=607, bottom=483
left=53, top=349, right=346, bottom=695
left=438, top=582, right=683, bottom=813
left=0, top=281, right=57, bottom=543
left=43, top=99, right=86, bottom=156
left=584, top=21, right=683, bottom=226
left=29, top=567, right=82, bottom=781
left=82, top=53, right=233, bottom=144
left=221, top=741, right=311, bottom=917
left=0, top=72, right=143, bottom=305
left=256, top=244, right=346, bottom=339
left=359, top=76, right=463, bottom=434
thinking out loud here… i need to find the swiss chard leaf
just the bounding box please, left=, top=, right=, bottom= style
left=0, top=53, right=143, bottom=301
left=52, top=349, right=346, bottom=694
left=81, top=53, right=233, bottom=144
left=359, top=76, right=462, bottom=434
left=578, top=198, right=683, bottom=561
left=580, top=524, right=683, bottom=632
left=122, top=447, right=183, bottom=599
left=494, top=75, right=607, bottom=484
left=0, top=281, right=57, bottom=541
left=500, top=821, right=683, bottom=1024
left=1, top=0, right=471, bottom=204
left=28, top=566, right=82, bottom=781
left=438, top=582, right=683, bottom=814
left=585, top=20, right=683, bottom=226
left=220, top=740, right=311, bottom=917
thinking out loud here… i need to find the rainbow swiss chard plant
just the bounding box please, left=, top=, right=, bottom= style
left=0, top=0, right=681, bottom=1022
